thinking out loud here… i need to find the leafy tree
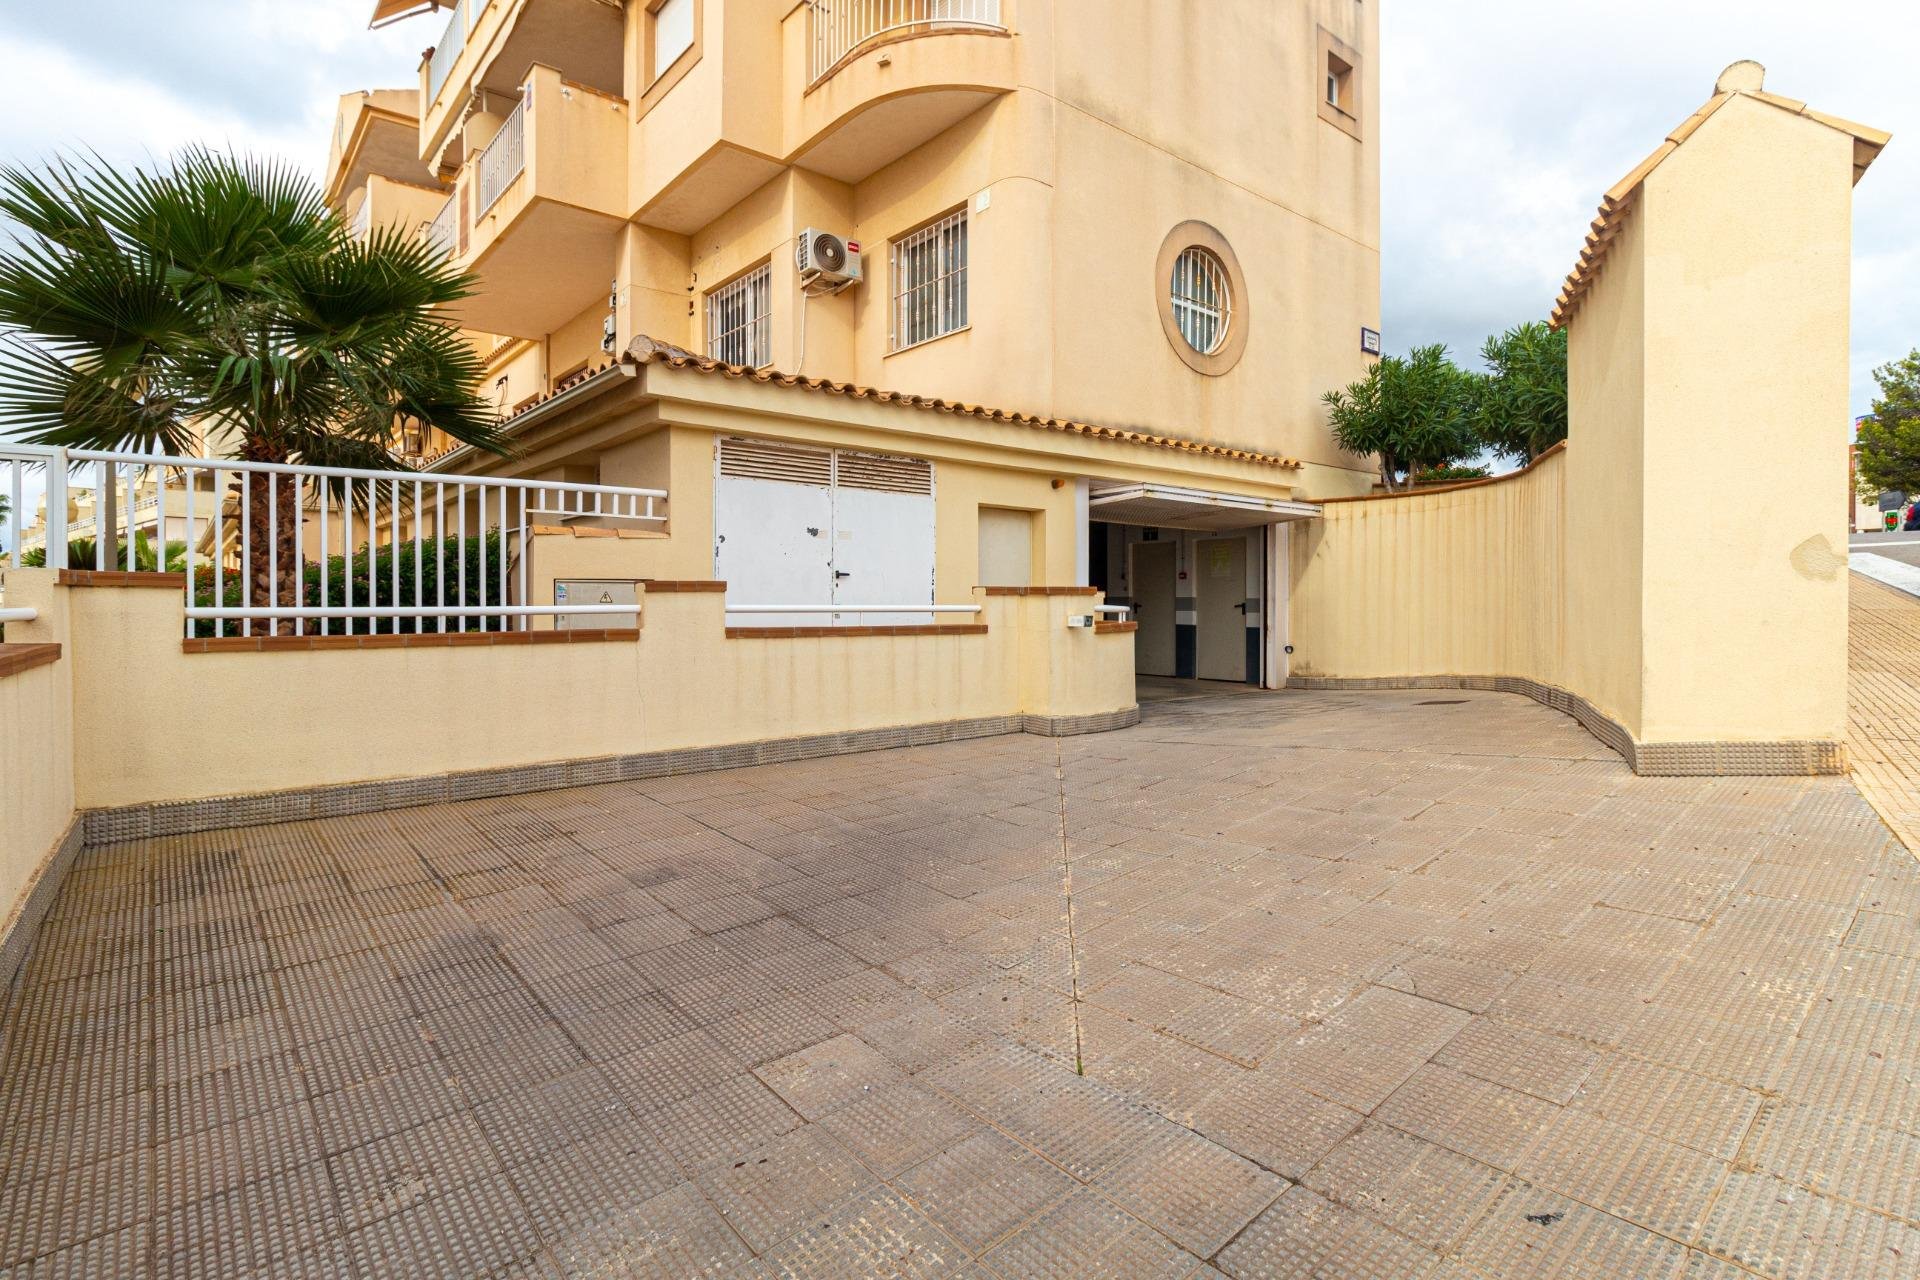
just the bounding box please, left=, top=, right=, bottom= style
left=0, top=149, right=508, bottom=629
left=1322, top=344, right=1479, bottom=491
left=1854, top=349, right=1920, bottom=500
left=1471, top=321, right=1567, bottom=463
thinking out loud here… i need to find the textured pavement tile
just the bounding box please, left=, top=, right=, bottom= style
left=1516, top=1109, right=1728, bottom=1240
left=1302, top=1122, right=1508, bottom=1253
left=816, top=1080, right=982, bottom=1177
left=1372, top=1064, right=1561, bottom=1172
left=694, top=1124, right=875, bottom=1253
left=1456, top=1181, right=1688, bottom=1280
left=1432, top=1019, right=1601, bottom=1105
left=1699, top=1171, right=1920, bottom=1280
left=1092, top=1123, right=1285, bottom=1256
left=8, top=690, right=1916, bottom=1278
left=762, top=1184, right=967, bottom=1279
left=898, top=1129, right=1077, bottom=1256
left=981, top=1185, right=1206, bottom=1279
left=1215, top=1184, right=1442, bottom=1280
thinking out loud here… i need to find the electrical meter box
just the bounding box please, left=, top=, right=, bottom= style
left=553, top=579, right=640, bottom=630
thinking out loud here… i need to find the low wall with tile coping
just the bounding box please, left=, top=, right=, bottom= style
left=0, top=636, right=78, bottom=991
left=0, top=566, right=1135, bottom=818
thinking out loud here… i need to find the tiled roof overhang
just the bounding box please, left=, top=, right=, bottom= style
left=620, top=336, right=1303, bottom=470
left=1549, top=87, right=1889, bottom=331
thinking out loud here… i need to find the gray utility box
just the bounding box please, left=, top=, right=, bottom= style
left=554, top=579, right=641, bottom=630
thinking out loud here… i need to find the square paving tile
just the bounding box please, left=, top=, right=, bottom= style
left=4, top=689, right=1914, bottom=1279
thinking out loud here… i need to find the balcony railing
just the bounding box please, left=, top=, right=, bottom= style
left=426, top=0, right=469, bottom=101
left=807, top=0, right=1004, bottom=84
left=350, top=196, right=372, bottom=242
left=425, top=193, right=458, bottom=258
left=476, top=93, right=527, bottom=216
left=1, top=444, right=666, bottom=637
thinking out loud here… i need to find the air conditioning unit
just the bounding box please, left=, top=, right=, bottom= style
left=795, top=228, right=863, bottom=295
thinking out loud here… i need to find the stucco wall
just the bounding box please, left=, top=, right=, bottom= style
left=0, top=573, right=78, bottom=983
left=1288, top=451, right=1566, bottom=686
left=58, top=582, right=1133, bottom=810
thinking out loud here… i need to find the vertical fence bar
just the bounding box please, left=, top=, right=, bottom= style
left=344, top=479, right=355, bottom=633
left=211, top=469, right=223, bottom=638
left=184, top=471, right=196, bottom=639
left=240, top=470, right=252, bottom=637
left=6, top=456, right=19, bottom=570
left=458, top=485, right=468, bottom=632
left=46, top=454, right=67, bottom=571
left=516, top=489, right=530, bottom=632
left=435, top=484, right=446, bottom=633
left=293, top=472, right=305, bottom=635
left=319, top=479, right=330, bottom=637
left=496, top=485, right=507, bottom=632
left=413, top=481, right=423, bottom=631
left=124, top=464, right=135, bottom=571
left=389, top=477, right=401, bottom=634
left=267, top=469, right=278, bottom=621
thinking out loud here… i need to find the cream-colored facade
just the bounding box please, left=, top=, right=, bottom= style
left=322, top=0, right=1382, bottom=685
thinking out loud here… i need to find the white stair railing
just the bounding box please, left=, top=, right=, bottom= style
left=0, top=444, right=667, bottom=639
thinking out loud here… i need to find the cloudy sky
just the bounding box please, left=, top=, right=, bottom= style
left=0, top=0, right=1912, bottom=429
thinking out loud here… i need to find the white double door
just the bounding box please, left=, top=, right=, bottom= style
left=715, top=437, right=936, bottom=627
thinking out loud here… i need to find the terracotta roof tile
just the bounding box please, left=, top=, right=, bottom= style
left=1549, top=84, right=1888, bottom=331
left=619, top=336, right=1302, bottom=470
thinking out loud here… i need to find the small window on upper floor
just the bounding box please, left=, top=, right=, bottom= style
left=652, top=0, right=694, bottom=82
left=1316, top=28, right=1362, bottom=140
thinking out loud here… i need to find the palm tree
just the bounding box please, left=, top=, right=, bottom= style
left=0, top=149, right=508, bottom=627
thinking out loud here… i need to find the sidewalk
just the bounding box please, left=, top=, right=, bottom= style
left=1848, top=572, right=1920, bottom=855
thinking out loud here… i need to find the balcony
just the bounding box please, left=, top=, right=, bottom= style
left=783, top=0, right=1016, bottom=186
left=807, top=0, right=1005, bottom=85
left=447, top=64, right=629, bottom=338
left=351, top=174, right=452, bottom=243
left=418, top=0, right=624, bottom=172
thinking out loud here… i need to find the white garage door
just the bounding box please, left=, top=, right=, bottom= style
left=715, top=438, right=935, bottom=627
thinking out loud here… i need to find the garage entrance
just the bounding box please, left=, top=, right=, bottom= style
left=1086, top=482, right=1320, bottom=688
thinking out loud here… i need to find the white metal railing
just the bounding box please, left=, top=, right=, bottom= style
left=477, top=92, right=527, bottom=216
left=1, top=444, right=666, bottom=639
left=1093, top=604, right=1131, bottom=621
left=426, top=194, right=458, bottom=259
left=351, top=196, right=373, bottom=242
left=426, top=0, right=468, bottom=101
left=0, top=608, right=35, bottom=623
left=807, top=0, right=1004, bottom=84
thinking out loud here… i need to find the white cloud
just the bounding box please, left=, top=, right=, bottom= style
left=1382, top=0, right=1920, bottom=420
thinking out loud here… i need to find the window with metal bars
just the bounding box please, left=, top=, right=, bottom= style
left=1170, top=245, right=1232, bottom=355
left=706, top=264, right=772, bottom=368
left=890, top=208, right=968, bottom=352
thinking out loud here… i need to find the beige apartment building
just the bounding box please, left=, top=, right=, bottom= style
left=328, top=0, right=1381, bottom=683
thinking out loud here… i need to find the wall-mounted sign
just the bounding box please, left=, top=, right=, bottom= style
left=1360, top=327, right=1382, bottom=356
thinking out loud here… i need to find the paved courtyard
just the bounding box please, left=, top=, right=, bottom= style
left=3, top=690, right=1918, bottom=1279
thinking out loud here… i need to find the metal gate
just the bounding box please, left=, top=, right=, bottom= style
left=714, top=437, right=935, bottom=626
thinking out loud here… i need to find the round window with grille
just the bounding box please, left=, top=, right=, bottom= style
left=1170, top=246, right=1232, bottom=355
left=1155, top=224, right=1248, bottom=376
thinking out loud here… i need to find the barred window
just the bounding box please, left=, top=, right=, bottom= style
left=706, top=264, right=772, bottom=368
left=890, top=209, right=968, bottom=352
left=1170, top=245, right=1232, bottom=356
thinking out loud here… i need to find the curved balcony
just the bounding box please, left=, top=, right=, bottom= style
left=807, top=0, right=1005, bottom=85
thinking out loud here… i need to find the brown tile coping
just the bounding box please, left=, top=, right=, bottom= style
left=182, top=629, right=641, bottom=654
left=725, top=624, right=990, bottom=639
left=531, top=525, right=666, bottom=539
left=0, top=643, right=61, bottom=678
left=979, top=586, right=1101, bottom=596
left=1094, top=621, right=1138, bottom=634
left=56, top=570, right=186, bottom=588
left=642, top=580, right=728, bottom=592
